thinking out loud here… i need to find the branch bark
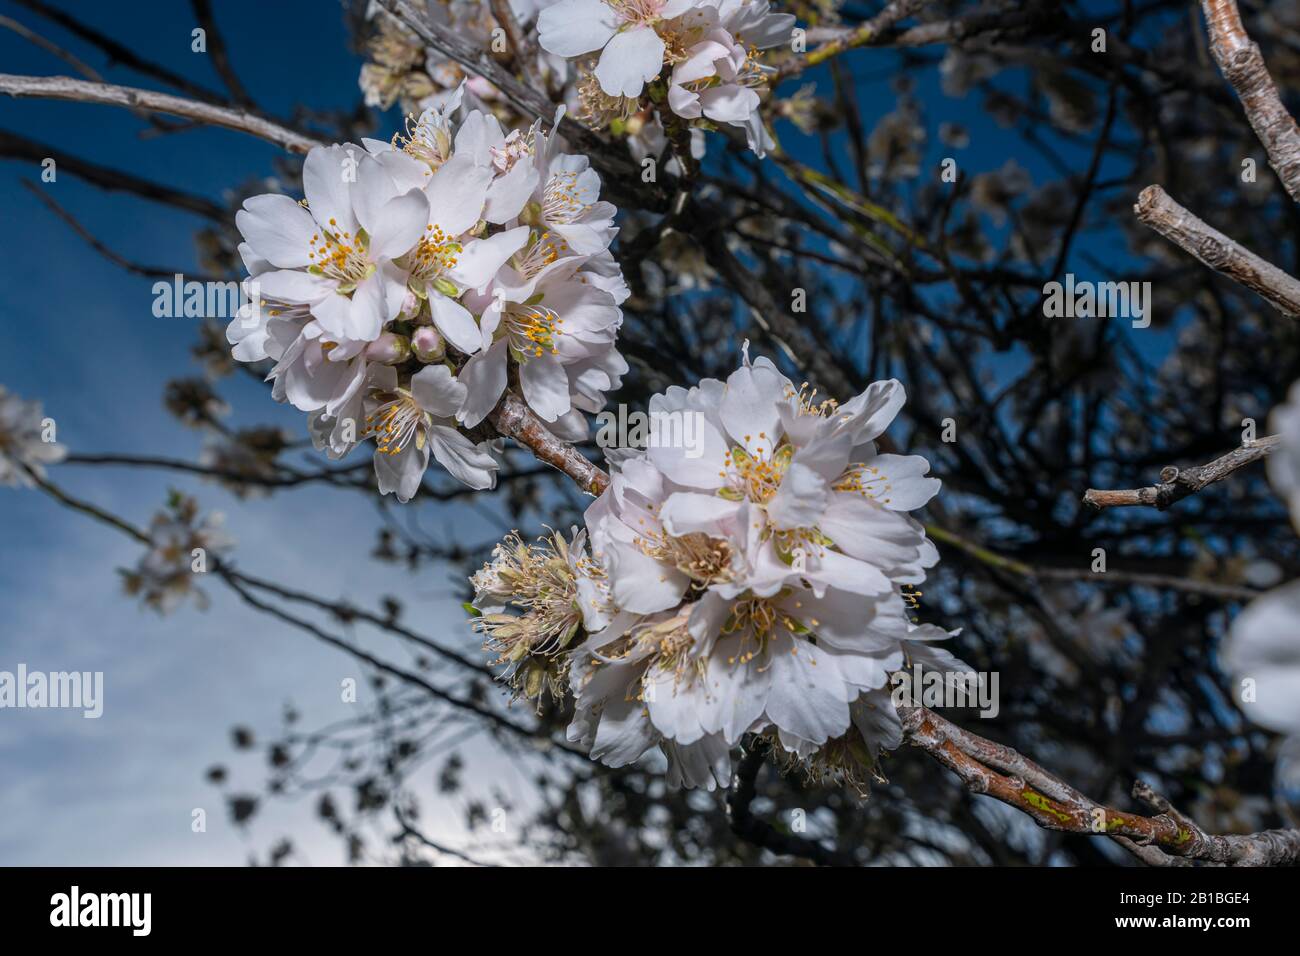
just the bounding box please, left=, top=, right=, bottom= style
left=901, top=705, right=1300, bottom=866
left=0, top=73, right=321, bottom=154
left=1083, top=433, right=1279, bottom=510
left=1135, top=185, right=1300, bottom=316
left=486, top=391, right=609, bottom=496
left=1200, top=0, right=1300, bottom=205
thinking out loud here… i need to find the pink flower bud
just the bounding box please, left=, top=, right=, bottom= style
left=411, top=326, right=446, bottom=363
left=364, top=332, right=411, bottom=365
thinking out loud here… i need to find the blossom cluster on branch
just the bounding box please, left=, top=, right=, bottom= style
left=359, top=0, right=794, bottom=160
left=471, top=350, right=965, bottom=789
left=226, top=84, right=628, bottom=500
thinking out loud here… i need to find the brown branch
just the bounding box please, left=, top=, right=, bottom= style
left=777, top=0, right=929, bottom=84
left=1083, top=433, right=1279, bottom=510
left=1201, top=0, right=1300, bottom=205
left=486, top=391, right=609, bottom=496
left=487, top=0, right=542, bottom=89
left=0, top=73, right=321, bottom=154
left=900, top=705, right=1300, bottom=866
left=0, top=128, right=227, bottom=220
left=1135, top=185, right=1300, bottom=316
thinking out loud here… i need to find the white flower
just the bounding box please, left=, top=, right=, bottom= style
left=228, top=99, right=630, bottom=498
left=237, top=144, right=428, bottom=344
left=1224, top=581, right=1300, bottom=738
left=538, top=0, right=792, bottom=155
left=0, top=386, right=65, bottom=487
left=122, top=494, right=234, bottom=615
left=555, top=350, right=955, bottom=785
left=538, top=0, right=703, bottom=98
left=457, top=229, right=625, bottom=428
left=365, top=364, right=499, bottom=501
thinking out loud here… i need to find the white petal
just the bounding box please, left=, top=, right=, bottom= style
left=429, top=293, right=484, bottom=355
left=537, top=0, right=619, bottom=57
left=456, top=338, right=509, bottom=428
left=302, top=145, right=360, bottom=237
left=410, top=363, right=467, bottom=418
left=426, top=153, right=492, bottom=236
left=427, top=425, right=498, bottom=489
left=236, top=195, right=316, bottom=269
left=595, top=26, right=665, bottom=97
left=766, top=461, right=828, bottom=531
left=520, top=352, right=571, bottom=421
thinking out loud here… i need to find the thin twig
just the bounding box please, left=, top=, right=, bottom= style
left=0, top=13, right=102, bottom=81
left=20, top=179, right=226, bottom=281
left=1083, top=434, right=1279, bottom=510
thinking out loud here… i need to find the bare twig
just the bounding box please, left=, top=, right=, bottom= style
left=925, top=523, right=1261, bottom=602
left=1135, top=185, right=1300, bottom=316
left=487, top=0, right=542, bottom=89
left=10, top=0, right=226, bottom=103
left=1200, top=0, right=1300, bottom=204
left=0, top=73, right=321, bottom=154
left=0, top=128, right=227, bottom=220
left=777, top=0, right=929, bottom=83
left=1083, top=434, right=1279, bottom=510
left=20, top=179, right=225, bottom=281
left=0, top=13, right=102, bottom=81
left=190, top=0, right=254, bottom=106
left=900, top=705, right=1300, bottom=866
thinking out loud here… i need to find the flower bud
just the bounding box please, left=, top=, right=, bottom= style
left=364, top=332, right=411, bottom=365
left=411, top=326, right=446, bottom=363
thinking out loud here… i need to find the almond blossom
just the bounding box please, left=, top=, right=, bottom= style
left=471, top=351, right=963, bottom=789
left=536, top=0, right=794, bottom=155
left=0, top=386, right=65, bottom=487
left=227, top=92, right=627, bottom=500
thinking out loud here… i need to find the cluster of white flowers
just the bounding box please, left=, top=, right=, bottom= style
left=228, top=85, right=628, bottom=501
left=473, top=351, right=962, bottom=788
left=538, top=0, right=795, bottom=156
left=1224, top=383, right=1300, bottom=744
left=0, top=385, right=65, bottom=487
left=359, top=1, right=793, bottom=161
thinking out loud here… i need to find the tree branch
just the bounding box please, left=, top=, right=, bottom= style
left=1083, top=434, right=1279, bottom=510
left=1200, top=0, right=1300, bottom=205
left=0, top=73, right=321, bottom=154
left=1135, top=185, right=1300, bottom=316
left=901, top=705, right=1300, bottom=866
